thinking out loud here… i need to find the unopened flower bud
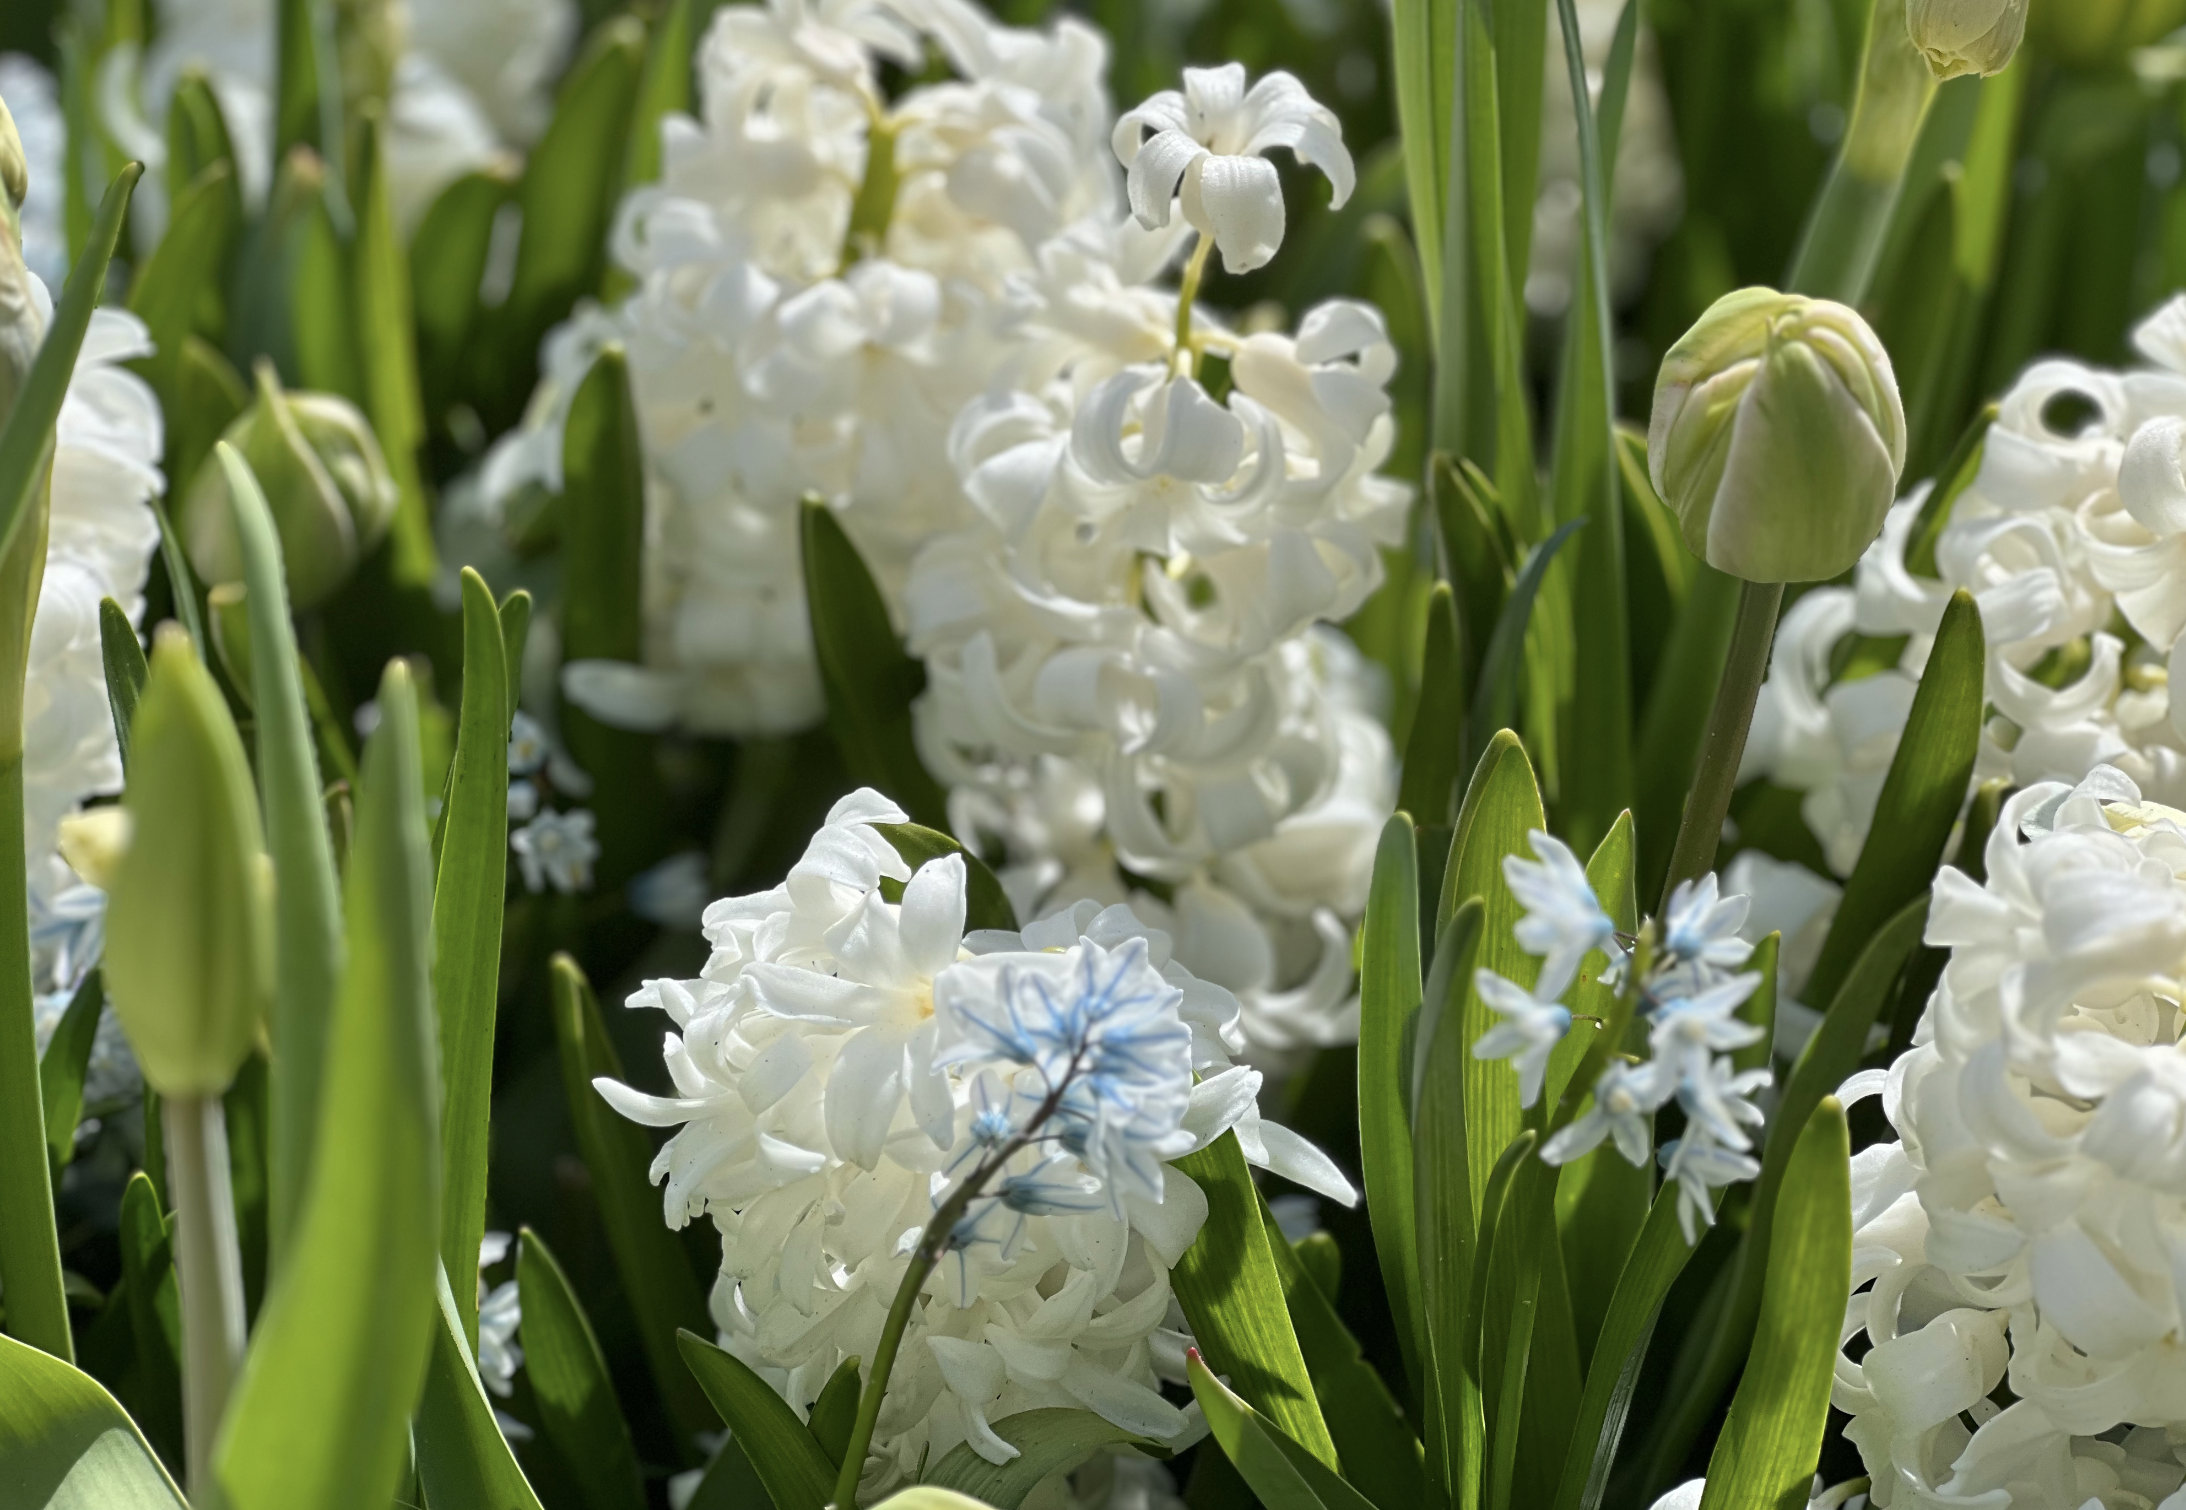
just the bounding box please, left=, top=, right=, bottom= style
left=103, top=626, right=273, bottom=1097
left=177, top=360, right=398, bottom=608
left=1648, top=287, right=1905, bottom=584
left=1908, top=0, right=2029, bottom=79
left=57, top=807, right=132, bottom=890
left=0, top=92, right=27, bottom=245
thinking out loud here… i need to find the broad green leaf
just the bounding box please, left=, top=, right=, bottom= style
left=807, top=1355, right=861, bottom=1468
left=1412, top=897, right=1485, bottom=1504
left=99, top=599, right=147, bottom=772
left=0, top=162, right=138, bottom=1368
left=126, top=162, right=238, bottom=412
left=411, top=166, right=516, bottom=429
left=1398, top=584, right=1464, bottom=827
left=1698, top=1101, right=1852, bottom=1510
left=551, top=956, right=716, bottom=1457
left=1903, top=405, right=1995, bottom=578
left=1260, top=1196, right=1425, bottom=1510
left=1389, top=0, right=1458, bottom=350
left=1464, top=1131, right=1536, bottom=1390
left=0, top=1330, right=187, bottom=1508
left=273, top=0, right=344, bottom=196
left=1170, top=1130, right=1337, bottom=1469
left=115, top=1174, right=182, bottom=1474
left=1464, top=521, right=1583, bottom=780
left=1646, top=895, right=1926, bottom=1490
left=923, top=1409, right=1157, bottom=1509
left=559, top=347, right=666, bottom=882
left=516, top=1230, right=644, bottom=1510
left=38, top=974, right=102, bottom=1176
left=222, top=443, right=344, bottom=1275
left=1443, top=730, right=1547, bottom=1216
left=1356, top=813, right=1423, bottom=1401
left=212, top=661, right=440, bottom=1510
left=165, top=71, right=240, bottom=216
left=165, top=337, right=247, bottom=508
left=801, top=498, right=949, bottom=830
left=1430, top=456, right=1513, bottom=695
left=352, top=113, right=438, bottom=589
left=872, top=821, right=1017, bottom=932
left=1805, top=590, right=1982, bottom=1009
left=677, top=1330, right=835, bottom=1510
left=622, top=0, right=702, bottom=194
left=433, top=570, right=510, bottom=1344
left=1186, top=1350, right=1378, bottom=1510
left=498, top=589, right=534, bottom=726
left=415, top=1264, right=547, bottom=1510
left=1547, top=1187, right=1711, bottom=1510
left=491, top=19, right=645, bottom=426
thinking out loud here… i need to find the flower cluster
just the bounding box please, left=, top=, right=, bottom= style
left=466, top=0, right=1407, bottom=1056
left=21, top=287, right=165, bottom=1111
left=594, top=789, right=1354, bottom=1493
left=476, top=1231, right=531, bottom=1443
left=1471, top=832, right=1772, bottom=1243
left=1738, top=295, right=2186, bottom=1004
left=1833, top=768, right=2186, bottom=1509
left=505, top=709, right=599, bottom=895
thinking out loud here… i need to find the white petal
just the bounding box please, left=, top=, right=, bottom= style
left=900, top=854, right=967, bottom=980
left=823, top=1025, right=909, bottom=1169
left=560, top=660, right=684, bottom=731
left=1251, top=1121, right=1359, bottom=1207
left=1182, top=153, right=1285, bottom=273
left=1125, top=129, right=1204, bottom=230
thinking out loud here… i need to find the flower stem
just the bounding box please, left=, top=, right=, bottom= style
left=165, top=1092, right=247, bottom=1499
left=829, top=1072, right=1075, bottom=1508
left=1173, top=233, right=1214, bottom=373
left=1658, top=579, right=1783, bottom=912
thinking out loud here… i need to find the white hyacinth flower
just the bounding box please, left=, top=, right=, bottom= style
left=591, top=791, right=1351, bottom=1496
left=1112, top=64, right=1354, bottom=274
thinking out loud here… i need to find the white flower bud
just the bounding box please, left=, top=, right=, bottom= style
left=177, top=360, right=398, bottom=609
left=1648, top=287, right=1906, bottom=584
left=1907, top=0, right=2029, bottom=80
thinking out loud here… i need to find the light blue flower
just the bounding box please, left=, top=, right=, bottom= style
left=511, top=808, right=599, bottom=894
left=1675, top=1055, right=1771, bottom=1153
left=1504, top=830, right=1618, bottom=1000
left=1542, top=1058, right=1670, bottom=1167
left=1659, top=1131, right=1761, bottom=1244
left=1656, top=873, right=1755, bottom=990
left=1471, top=967, right=1572, bottom=1108
left=507, top=710, right=550, bottom=776
left=1646, top=971, right=1766, bottom=1079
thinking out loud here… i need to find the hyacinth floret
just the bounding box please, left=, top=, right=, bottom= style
left=1503, top=829, right=1618, bottom=1000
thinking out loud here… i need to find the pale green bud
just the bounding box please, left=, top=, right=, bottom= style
left=104, top=626, right=273, bottom=1097
left=177, top=361, right=398, bottom=608
left=0, top=92, right=26, bottom=247
left=1908, top=0, right=2029, bottom=79
left=1648, top=287, right=1906, bottom=585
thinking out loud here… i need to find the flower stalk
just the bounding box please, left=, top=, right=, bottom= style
left=1657, top=579, right=1783, bottom=911
left=164, top=1091, right=247, bottom=1497
left=829, top=1062, right=1082, bottom=1510
left=1172, top=232, right=1214, bottom=371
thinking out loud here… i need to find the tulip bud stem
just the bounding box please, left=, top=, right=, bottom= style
left=1659, top=579, right=1783, bottom=911
left=164, top=1092, right=247, bottom=1497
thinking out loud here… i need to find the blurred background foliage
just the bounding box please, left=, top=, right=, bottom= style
left=15, top=0, right=2186, bottom=1500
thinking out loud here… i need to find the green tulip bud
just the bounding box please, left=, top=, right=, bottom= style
left=2030, top=0, right=2186, bottom=68
left=177, top=360, right=398, bottom=608
left=103, top=626, right=273, bottom=1097
left=1648, top=287, right=1906, bottom=585
left=0, top=92, right=26, bottom=247
left=1908, top=0, right=2029, bottom=78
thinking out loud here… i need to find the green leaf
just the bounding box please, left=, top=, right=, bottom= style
left=681, top=1436, right=770, bottom=1510
left=1464, top=521, right=1584, bottom=780
left=38, top=974, right=102, bottom=1176
left=1411, top=896, right=1485, bottom=1502
left=550, top=956, right=717, bottom=1458
left=1430, top=456, right=1513, bottom=691
left=221, top=442, right=344, bottom=1277
left=498, top=589, right=534, bottom=728
left=351, top=112, right=438, bottom=589
left=411, top=166, right=517, bottom=430
left=1633, top=564, right=1738, bottom=900
left=922, top=1409, right=1157, bottom=1509
left=99, top=600, right=148, bottom=774
left=126, top=162, right=238, bottom=413
left=1186, top=1350, right=1379, bottom=1510
left=872, top=821, right=1017, bottom=932
left=1805, top=590, right=1982, bottom=1009
left=1698, top=1101, right=1852, bottom=1510
left=434, top=570, right=510, bottom=1345
left=1259, top=1196, right=1425, bottom=1510
left=165, top=338, right=248, bottom=509
left=1390, top=0, right=1458, bottom=350
left=807, top=1355, right=861, bottom=1468
left=115, top=1173, right=182, bottom=1474
left=0, top=1330, right=187, bottom=1508
left=801, top=498, right=949, bottom=830
left=1547, top=1187, right=1709, bottom=1510
left=1356, top=814, right=1424, bottom=1403
left=516, top=1229, right=645, bottom=1510
left=1398, top=584, right=1465, bottom=827
left=1903, top=405, right=1995, bottom=578
left=1170, top=1130, right=1338, bottom=1470
left=622, top=0, right=702, bottom=194
left=212, top=661, right=440, bottom=1510
left=415, top=1263, right=547, bottom=1510
left=678, top=1330, right=836, bottom=1510
left=491, top=19, right=645, bottom=425
left=273, top=0, right=344, bottom=201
